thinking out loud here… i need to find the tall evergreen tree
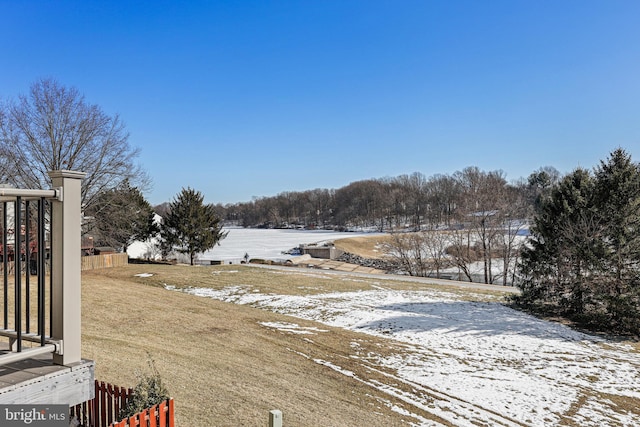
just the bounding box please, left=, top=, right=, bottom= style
left=519, top=168, right=601, bottom=314
left=160, top=188, right=228, bottom=265
left=593, top=148, right=640, bottom=325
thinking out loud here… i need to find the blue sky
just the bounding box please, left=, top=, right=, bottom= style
left=1, top=1, right=639, bottom=205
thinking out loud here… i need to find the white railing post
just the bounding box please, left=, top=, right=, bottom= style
left=49, top=170, right=86, bottom=365
left=269, top=410, right=283, bottom=427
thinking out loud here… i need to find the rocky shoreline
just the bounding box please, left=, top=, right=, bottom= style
left=335, top=252, right=399, bottom=273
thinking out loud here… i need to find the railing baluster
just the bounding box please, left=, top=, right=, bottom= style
left=0, top=196, right=55, bottom=351
left=3, top=201, right=7, bottom=330
left=15, top=197, right=22, bottom=352
left=38, top=198, right=46, bottom=346
left=49, top=204, right=53, bottom=339
left=25, top=200, right=30, bottom=334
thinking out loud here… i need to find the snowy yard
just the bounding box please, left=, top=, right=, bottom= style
left=170, top=273, right=640, bottom=427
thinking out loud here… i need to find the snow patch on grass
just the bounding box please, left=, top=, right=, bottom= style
left=259, top=322, right=328, bottom=334
left=169, top=284, right=640, bottom=426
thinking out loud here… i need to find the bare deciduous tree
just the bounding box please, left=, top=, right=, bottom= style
left=454, top=167, right=509, bottom=283
left=395, top=172, right=429, bottom=230
left=383, top=229, right=452, bottom=277
left=447, top=227, right=477, bottom=282
left=0, top=79, right=147, bottom=209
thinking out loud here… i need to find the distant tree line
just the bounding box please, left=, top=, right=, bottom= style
left=213, top=167, right=559, bottom=232
left=207, top=166, right=563, bottom=287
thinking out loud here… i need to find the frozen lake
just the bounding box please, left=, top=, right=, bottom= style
left=127, top=226, right=381, bottom=262
left=202, top=227, right=381, bottom=262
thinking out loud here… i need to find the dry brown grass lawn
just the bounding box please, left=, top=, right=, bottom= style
left=80, top=263, right=640, bottom=426
left=334, top=235, right=393, bottom=259
left=84, top=264, right=497, bottom=426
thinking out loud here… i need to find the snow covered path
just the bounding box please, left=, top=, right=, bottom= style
left=170, top=282, right=640, bottom=426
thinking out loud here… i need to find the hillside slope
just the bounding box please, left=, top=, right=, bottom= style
left=82, top=264, right=640, bottom=426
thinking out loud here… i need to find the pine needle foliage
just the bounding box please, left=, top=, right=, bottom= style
left=85, top=180, right=158, bottom=250
left=160, top=187, right=228, bottom=265
left=517, top=148, right=640, bottom=334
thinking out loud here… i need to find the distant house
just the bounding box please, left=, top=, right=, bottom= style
left=94, top=246, right=117, bottom=255
left=127, top=213, right=163, bottom=260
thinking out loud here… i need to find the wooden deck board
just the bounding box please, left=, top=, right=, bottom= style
left=0, top=343, right=94, bottom=405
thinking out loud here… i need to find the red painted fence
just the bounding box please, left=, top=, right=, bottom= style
left=109, top=399, right=175, bottom=427
left=71, top=380, right=175, bottom=427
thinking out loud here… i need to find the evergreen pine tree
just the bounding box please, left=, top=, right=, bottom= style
left=593, top=148, right=640, bottom=327
left=86, top=181, right=159, bottom=251
left=519, top=168, right=600, bottom=314
left=160, top=187, right=228, bottom=265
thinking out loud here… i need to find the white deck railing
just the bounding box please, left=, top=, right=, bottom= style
left=0, top=170, right=85, bottom=366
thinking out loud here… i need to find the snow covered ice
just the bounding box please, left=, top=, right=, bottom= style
left=128, top=227, right=382, bottom=262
